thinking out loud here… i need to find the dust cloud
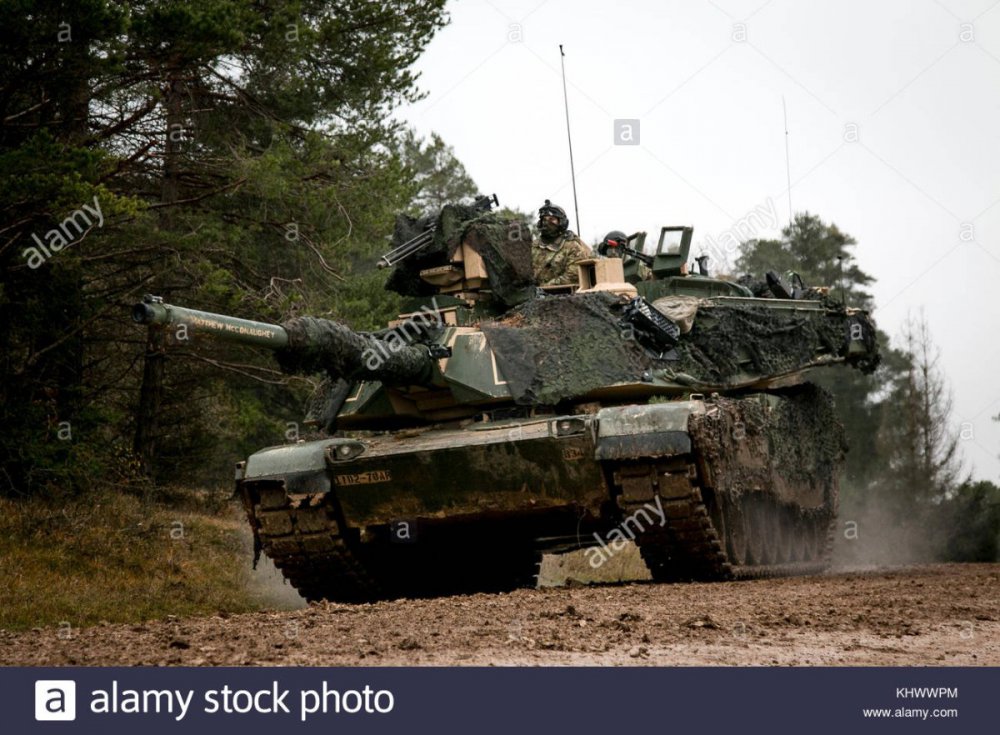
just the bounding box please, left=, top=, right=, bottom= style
left=236, top=526, right=307, bottom=610
left=831, top=498, right=943, bottom=570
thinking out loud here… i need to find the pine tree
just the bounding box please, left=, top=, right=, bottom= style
left=0, top=0, right=450, bottom=493
left=734, top=212, right=875, bottom=308
left=400, top=130, right=479, bottom=215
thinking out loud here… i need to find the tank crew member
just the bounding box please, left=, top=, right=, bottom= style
left=597, top=230, right=628, bottom=258
left=531, top=199, right=592, bottom=286
left=598, top=230, right=652, bottom=280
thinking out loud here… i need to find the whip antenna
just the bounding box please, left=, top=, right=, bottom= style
left=783, top=96, right=793, bottom=229
left=559, top=44, right=581, bottom=235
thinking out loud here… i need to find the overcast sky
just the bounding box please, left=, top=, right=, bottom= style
left=398, top=0, right=1000, bottom=482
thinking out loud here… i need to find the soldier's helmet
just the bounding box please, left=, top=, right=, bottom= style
left=538, top=199, right=569, bottom=239
left=598, top=230, right=628, bottom=258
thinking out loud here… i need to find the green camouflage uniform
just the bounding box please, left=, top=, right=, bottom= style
left=532, top=232, right=593, bottom=286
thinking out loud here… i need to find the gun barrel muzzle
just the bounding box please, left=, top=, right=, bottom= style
left=376, top=228, right=435, bottom=270
left=131, top=302, right=158, bottom=324
left=130, top=298, right=289, bottom=349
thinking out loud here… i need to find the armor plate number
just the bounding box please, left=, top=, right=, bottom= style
left=334, top=469, right=392, bottom=486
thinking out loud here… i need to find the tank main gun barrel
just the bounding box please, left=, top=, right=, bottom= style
left=130, top=295, right=441, bottom=386
left=131, top=295, right=289, bottom=349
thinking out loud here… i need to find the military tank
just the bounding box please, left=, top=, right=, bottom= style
left=131, top=200, right=879, bottom=602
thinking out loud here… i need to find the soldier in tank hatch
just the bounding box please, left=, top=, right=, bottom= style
left=598, top=230, right=652, bottom=281
left=597, top=230, right=628, bottom=257
left=531, top=200, right=592, bottom=286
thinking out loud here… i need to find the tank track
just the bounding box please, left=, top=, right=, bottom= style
left=244, top=479, right=544, bottom=602
left=612, top=457, right=834, bottom=582
left=244, top=480, right=381, bottom=603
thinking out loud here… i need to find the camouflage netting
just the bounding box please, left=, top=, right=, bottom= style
left=671, top=302, right=849, bottom=384
left=482, top=293, right=865, bottom=406
left=304, top=377, right=352, bottom=432
left=277, top=316, right=434, bottom=386
left=461, top=216, right=535, bottom=306
left=765, top=385, right=847, bottom=489
left=277, top=293, right=872, bottom=402
left=385, top=205, right=536, bottom=306
left=481, top=293, right=655, bottom=405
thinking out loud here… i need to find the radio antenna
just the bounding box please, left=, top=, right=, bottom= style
left=559, top=44, right=581, bottom=235
left=782, top=96, right=793, bottom=230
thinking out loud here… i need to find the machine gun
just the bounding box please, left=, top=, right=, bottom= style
left=376, top=193, right=499, bottom=270
left=621, top=243, right=654, bottom=267
left=597, top=231, right=654, bottom=267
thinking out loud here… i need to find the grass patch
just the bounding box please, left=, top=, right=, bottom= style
left=0, top=488, right=301, bottom=631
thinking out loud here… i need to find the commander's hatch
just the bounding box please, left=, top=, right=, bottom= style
left=652, top=226, right=694, bottom=277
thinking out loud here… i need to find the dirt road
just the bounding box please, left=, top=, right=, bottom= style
left=2, top=564, right=996, bottom=666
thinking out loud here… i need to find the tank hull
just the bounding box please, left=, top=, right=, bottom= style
left=237, top=385, right=841, bottom=602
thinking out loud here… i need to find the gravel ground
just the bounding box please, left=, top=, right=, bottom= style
left=2, top=564, right=997, bottom=666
